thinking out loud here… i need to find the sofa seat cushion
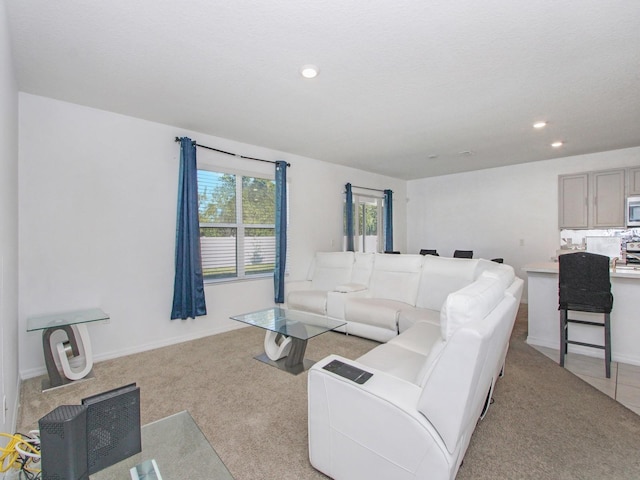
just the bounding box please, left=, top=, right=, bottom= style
left=345, top=298, right=407, bottom=331
left=287, top=290, right=328, bottom=315
left=398, top=307, right=440, bottom=333
left=357, top=343, right=428, bottom=384
left=388, top=321, right=442, bottom=356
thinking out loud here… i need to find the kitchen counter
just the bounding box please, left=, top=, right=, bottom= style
left=523, top=261, right=640, bottom=279
left=523, top=262, right=640, bottom=367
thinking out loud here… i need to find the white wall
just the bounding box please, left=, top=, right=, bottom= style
left=407, top=146, right=640, bottom=300
left=18, top=93, right=406, bottom=378
left=0, top=0, right=20, bottom=432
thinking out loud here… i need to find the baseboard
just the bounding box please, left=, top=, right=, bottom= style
left=19, top=322, right=248, bottom=380
left=527, top=335, right=640, bottom=367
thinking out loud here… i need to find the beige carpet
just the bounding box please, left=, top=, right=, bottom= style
left=18, top=306, right=640, bottom=479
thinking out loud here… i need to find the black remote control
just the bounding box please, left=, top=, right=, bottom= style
left=323, top=359, right=373, bottom=384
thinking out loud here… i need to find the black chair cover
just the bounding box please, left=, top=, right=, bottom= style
left=558, top=252, right=613, bottom=313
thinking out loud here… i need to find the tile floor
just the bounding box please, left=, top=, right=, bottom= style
left=533, top=345, right=640, bottom=416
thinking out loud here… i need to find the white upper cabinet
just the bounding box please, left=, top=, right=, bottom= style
left=559, top=169, right=625, bottom=229
left=591, top=169, right=625, bottom=228
left=628, top=167, right=640, bottom=196
left=558, top=173, right=588, bottom=229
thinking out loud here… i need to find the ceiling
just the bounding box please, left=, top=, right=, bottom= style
left=5, top=0, right=640, bottom=180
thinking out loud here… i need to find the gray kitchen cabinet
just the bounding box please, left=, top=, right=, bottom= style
left=558, top=173, right=588, bottom=228
left=558, top=169, right=625, bottom=229
left=591, top=169, right=625, bottom=227
left=628, top=167, right=640, bottom=195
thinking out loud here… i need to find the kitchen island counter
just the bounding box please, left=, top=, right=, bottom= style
left=523, top=262, right=640, bottom=366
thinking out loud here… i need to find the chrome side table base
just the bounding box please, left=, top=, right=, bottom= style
left=27, top=308, right=109, bottom=392
left=41, top=323, right=95, bottom=391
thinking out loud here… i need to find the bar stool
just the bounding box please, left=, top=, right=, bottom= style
left=559, top=252, right=613, bottom=378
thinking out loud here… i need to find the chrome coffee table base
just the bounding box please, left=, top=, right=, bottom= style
left=254, top=352, right=316, bottom=375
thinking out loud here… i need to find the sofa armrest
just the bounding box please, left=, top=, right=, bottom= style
left=308, top=355, right=451, bottom=480
left=334, top=282, right=368, bottom=293
left=283, top=280, right=313, bottom=309
left=284, top=279, right=313, bottom=299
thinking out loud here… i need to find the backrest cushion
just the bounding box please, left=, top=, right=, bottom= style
left=369, top=254, right=424, bottom=305
left=480, top=263, right=515, bottom=289
left=415, top=256, right=480, bottom=311
left=418, top=294, right=516, bottom=453
left=473, top=258, right=500, bottom=279
left=440, top=276, right=505, bottom=340
left=350, top=253, right=375, bottom=286
left=310, top=252, right=355, bottom=291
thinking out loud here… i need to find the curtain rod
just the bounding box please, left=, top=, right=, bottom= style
left=175, top=137, right=291, bottom=167
left=349, top=185, right=390, bottom=193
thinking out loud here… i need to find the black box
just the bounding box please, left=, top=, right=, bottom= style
left=39, top=404, right=89, bottom=480
left=82, top=383, right=142, bottom=475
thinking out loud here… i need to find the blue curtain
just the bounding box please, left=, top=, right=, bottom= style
left=274, top=161, right=288, bottom=304
left=171, top=137, right=207, bottom=320
left=345, top=183, right=355, bottom=251
left=384, top=189, right=394, bottom=252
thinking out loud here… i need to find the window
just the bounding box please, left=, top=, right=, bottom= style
left=198, top=169, right=277, bottom=281
left=344, top=193, right=384, bottom=253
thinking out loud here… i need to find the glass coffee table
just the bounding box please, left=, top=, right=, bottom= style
left=230, top=307, right=346, bottom=374
left=91, top=411, right=234, bottom=479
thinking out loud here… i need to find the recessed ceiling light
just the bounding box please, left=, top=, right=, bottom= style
left=533, top=121, right=547, bottom=129
left=300, top=65, right=319, bottom=79
left=551, top=141, right=563, bottom=148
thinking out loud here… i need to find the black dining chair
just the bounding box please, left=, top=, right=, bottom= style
left=559, top=252, right=613, bottom=378
left=453, top=250, right=473, bottom=259
left=419, top=249, right=439, bottom=256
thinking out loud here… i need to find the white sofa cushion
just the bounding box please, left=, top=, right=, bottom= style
left=440, top=276, right=506, bottom=340
left=397, top=307, right=440, bottom=333
left=357, top=343, right=427, bottom=383
left=310, top=252, right=355, bottom=291
left=415, top=256, right=480, bottom=311
left=480, top=263, right=516, bottom=289
left=286, top=290, right=328, bottom=315
left=369, top=254, right=424, bottom=305
left=388, top=321, right=442, bottom=356
left=345, top=298, right=407, bottom=331
left=351, top=252, right=375, bottom=285
left=334, top=283, right=367, bottom=293
left=417, top=323, right=490, bottom=454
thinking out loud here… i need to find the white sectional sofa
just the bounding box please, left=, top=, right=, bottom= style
left=289, top=252, right=524, bottom=480
left=286, top=251, right=500, bottom=342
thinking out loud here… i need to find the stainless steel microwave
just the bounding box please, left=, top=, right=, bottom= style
left=627, top=196, right=640, bottom=227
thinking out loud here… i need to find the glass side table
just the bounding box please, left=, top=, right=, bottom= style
left=27, top=308, right=110, bottom=391
left=91, top=411, right=234, bottom=480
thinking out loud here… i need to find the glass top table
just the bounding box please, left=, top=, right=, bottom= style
left=26, top=308, right=110, bottom=332
left=26, top=308, right=110, bottom=391
left=231, top=307, right=346, bottom=374
left=92, top=410, right=234, bottom=480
